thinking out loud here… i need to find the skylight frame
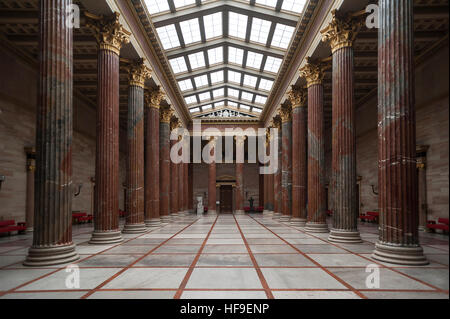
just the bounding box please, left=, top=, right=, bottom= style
left=145, top=0, right=170, bottom=15
left=194, top=74, right=209, bottom=88
left=228, top=12, right=248, bottom=40
left=156, top=24, right=180, bottom=50
left=271, top=23, right=295, bottom=49
left=188, top=51, right=206, bottom=70
left=207, top=47, right=224, bottom=66
left=169, top=57, right=188, bottom=74
left=203, top=12, right=223, bottom=40
left=249, top=17, right=272, bottom=45
left=180, top=18, right=202, bottom=45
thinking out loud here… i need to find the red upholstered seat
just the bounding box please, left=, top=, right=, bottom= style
left=0, top=220, right=27, bottom=234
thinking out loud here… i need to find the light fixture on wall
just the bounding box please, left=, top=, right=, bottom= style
left=0, top=175, right=5, bottom=191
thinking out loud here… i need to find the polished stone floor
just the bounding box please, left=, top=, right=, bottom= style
left=0, top=214, right=448, bottom=299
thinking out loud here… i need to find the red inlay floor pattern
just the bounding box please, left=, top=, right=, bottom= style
left=0, top=214, right=448, bottom=299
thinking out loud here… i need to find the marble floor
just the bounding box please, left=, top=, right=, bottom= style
left=0, top=214, right=448, bottom=299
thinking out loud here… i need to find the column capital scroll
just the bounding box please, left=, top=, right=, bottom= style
left=160, top=106, right=174, bottom=123
left=300, top=59, right=327, bottom=88
left=279, top=104, right=292, bottom=123
left=128, top=60, right=151, bottom=88
left=145, top=88, right=165, bottom=109
left=287, top=88, right=307, bottom=109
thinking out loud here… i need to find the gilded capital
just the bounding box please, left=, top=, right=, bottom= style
left=279, top=105, right=292, bottom=123
left=85, top=12, right=131, bottom=56
left=160, top=106, right=173, bottom=123
left=321, top=10, right=362, bottom=53
left=287, top=88, right=307, bottom=109
left=128, top=60, right=151, bottom=88
left=300, top=59, right=325, bottom=88
left=170, top=118, right=180, bottom=131
left=272, top=115, right=282, bottom=130
left=145, top=88, right=165, bottom=109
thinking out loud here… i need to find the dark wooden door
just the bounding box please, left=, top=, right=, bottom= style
left=220, top=185, right=233, bottom=213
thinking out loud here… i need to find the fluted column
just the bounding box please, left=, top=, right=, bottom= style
left=416, top=145, right=429, bottom=231
left=321, top=11, right=362, bottom=242
left=266, top=129, right=274, bottom=216
left=288, top=89, right=308, bottom=227
left=235, top=136, right=246, bottom=215
left=24, top=0, right=79, bottom=266
left=86, top=12, right=130, bottom=244
left=372, top=0, right=427, bottom=265
left=170, top=121, right=179, bottom=218
left=123, top=61, right=150, bottom=234
left=183, top=161, right=189, bottom=215
left=144, top=89, right=164, bottom=227
left=177, top=143, right=184, bottom=216
left=24, top=147, right=36, bottom=233
left=188, top=163, right=194, bottom=212
left=272, top=118, right=282, bottom=219
left=301, top=60, right=329, bottom=233
left=160, top=106, right=173, bottom=224
left=279, top=105, right=292, bottom=222
left=208, top=138, right=217, bottom=215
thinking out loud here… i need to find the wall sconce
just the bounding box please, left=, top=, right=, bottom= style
left=0, top=175, right=5, bottom=191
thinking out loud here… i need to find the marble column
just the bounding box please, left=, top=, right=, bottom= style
left=24, top=147, right=36, bottom=233
left=123, top=61, right=150, bottom=234
left=160, top=106, right=173, bottom=224
left=183, top=161, right=189, bottom=215
left=144, top=89, right=164, bottom=227
left=321, top=11, right=362, bottom=242
left=235, top=136, right=246, bottom=215
left=170, top=121, right=179, bottom=218
left=301, top=60, right=329, bottom=233
left=266, top=129, right=274, bottom=216
left=86, top=12, right=130, bottom=244
left=416, top=145, right=429, bottom=231
left=263, top=164, right=269, bottom=214
left=208, top=138, right=217, bottom=215
left=288, top=89, right=308, bottom=227
left=188, top=163, right=194, bottom=212
left=372, top=0, right=427, bottom=265
left=279, top=105, right=292, bottom=223
left=24, top=0, right=79, bottom=266
left=272, top=117, right=283, bottom=219
left=178, top=146, right=184, bottom=216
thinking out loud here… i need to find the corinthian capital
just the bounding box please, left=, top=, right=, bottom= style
left=321, top=9, right=362, bottom=53
left=160, top=106, right=174, bottom=123
left=85, top=12, right=131, bottom=55
left=287, top=87, right=307, bottom=109
left=279, top=104, right=292, bottom=123
left=299, top=59, right=326, bottom=88
left=145, top=87, right=165, bottom=109
left=128, top=59, right=151, bottom=88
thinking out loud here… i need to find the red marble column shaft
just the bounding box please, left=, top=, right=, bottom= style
left=184, top=162, right=189, bottom=213
left=160, top=119, right=171, bottom=222
left=263, top=170, right=268, bottom=211
left=372, top=0, right=427, bottom=265
left=291, top=105, right=307, bottom=225
left=25, top=0, right=79, bottom=266
left=273, top=126, right=282, bottom=218
left=305, top=80, right=329, bottom=232
left=235, top=162, right=244, bottom=214
left=329, top=45, right=361, bottom=242
left=170, top=139, right=179, bottom=216
left=208, top=147, right=217, bottom=214
left=25, top=148, right=36, bottom=233
left=178, top=160, right=184, bottom=214
left=188, top=163, right=194, bottom=211
left=145, top=105, right=160, bottom=226
left=281, top=118, right=292, bottom=221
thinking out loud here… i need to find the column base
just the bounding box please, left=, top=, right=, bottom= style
left=122, top=223, right=147, bottom=234
left=89, top=230, right=123, bottom=245
left=160, top=215, right=172, bottom=224
left=145, top=218, right=162, bottom=228
left=24, top=243, right=79, bottom=267
left=208, top=210, right=217, bottom=216
left=272, top=212, right=282, bottom=220
left=234, top=210, right=245, bottom=215
left=170, top=213, right=179, bottom=219
left=290, top=218, right=306, bottom=227
left=329, top=229, right=362, bottom=243
left=305, top=222, right=329, bottom=233
left=418, top=226, right=426, bottom=232
left=263, top=209, right=270, bottom=215
left=25, top=227, right=34, bottom=233
left=279, top=215, right=291, bottom=222
left=372, top=242, right=428, bottom=266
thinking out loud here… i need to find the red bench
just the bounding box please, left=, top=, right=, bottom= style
left=0, top=220, right=27, bottom=235
left=204, top=207, right=208, bottom=213
left=77, top=215, right=93, bottom=223
left=244, top=206, right=251, bottom=212
left=119, top=210, right=126, bottom=218
left=360, top=211, right=379, bottom=223
left=72, top=212, right=87, bottom=224
left=427, top=218, right=449, bottom=233
left=255, top=206, right=264, bottom=212
left=326, top=210, right=333, bottom=216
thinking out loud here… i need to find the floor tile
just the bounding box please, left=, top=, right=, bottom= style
left=186, top=268, right=263, bottom=289
left=307, top=254, right=371, bottom=267
left=0, top=269, right=55, bottom=291
left=272, top=291, right=361, bottom=299
left=103, top=268, right=188, bottom=289
left=197, top=254, right=253, bottom=266
left=181, top=290, right=267, bottom=299
left=135, top=254, right=196, bottom=267
left=88, top=290, right=176, bottom=299
left=261, top=268, right=346, bottom=289
left=254, top=254, right=315, bottom=267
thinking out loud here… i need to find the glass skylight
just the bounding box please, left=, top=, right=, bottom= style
left=228, top=88, right=240, bottom=98
left=156, top=24, right=180, bottom=50
left=180, top=18, right=201, bottom=45
left=281, top=0, right=307, bottom=13
left=240, top=104, right=251, bottom=110
left=145, top=0, right=170, bottom=15
left=207, top=47, right=223, bottom=65
left=185, top=95, right=197, bottom=104
left=178, top=79, right=193, bottom=91
left=210, top=70, right=224, bottom=84
left=194, top=75, right=208, bottom=88
left=271, top=24, right=295, bottom=49
left=228, top=70, right=242, bottom=84
left=229, top=12, right=248, bottom=40
left=250, top=18, right=271, bottom=45
left=203, top=12, right=223, bottom=39
left=174, top=0, right=196, bottom=9
left=255, top=0, right=277, bottom=8
left=259, top=78, right=274, bottom=91
left=243, top=74, right=258, bottom=88
left=169, top=57, right=188, bottom=74
left=190, top=107, right=200, bottom=113
left=215, top=101, right=225, bottom=108
left=228, top=101, right=238, bottom=107
left=252, top=107, right=262, bottom=113
left=255, top=95, right=267, bottom=105
left=198, top=92, right=211, bottom=101
left=228, top=47, right=244, bottom=65
left=202, top=104, right=212, bottom=110
left=188, top=52, right=206, bottom=69
left=246, top=51, right=263, bottom=69
left=264, top=56, right=282, bottom=73
left=241, top=91, right=254, bottom=102
left=213, top=88, right=225, bottom=98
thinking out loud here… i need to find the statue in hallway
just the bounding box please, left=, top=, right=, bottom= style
left=249, top=197, right=254, bottom=210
